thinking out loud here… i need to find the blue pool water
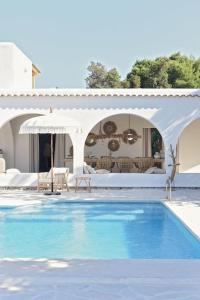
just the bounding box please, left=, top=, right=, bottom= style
left=0, top=202, right=200, bottom=259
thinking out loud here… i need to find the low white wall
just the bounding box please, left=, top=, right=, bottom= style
left=0, top=173, right=167, bottom=188
left=0, top=173, right=199, bottom=188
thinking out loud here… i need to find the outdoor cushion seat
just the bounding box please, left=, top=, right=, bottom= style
left=152, top=167, right=165, bottom=174
left=83, top=163, right=90, bottom=174
left=145, top=167, right=165, bottom=174
left=6, top=168, right=21, bottom=174
left=83, top=162, right=111, bottom=174
left=95, top=169, right=110, bottom=174
left=83, top=162, right=95, bottom=174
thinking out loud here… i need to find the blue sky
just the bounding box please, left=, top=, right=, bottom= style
left=1, top=0, right=200, bottom=88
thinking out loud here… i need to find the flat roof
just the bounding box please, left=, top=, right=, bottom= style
left=0, top=88, right=199, bottom=97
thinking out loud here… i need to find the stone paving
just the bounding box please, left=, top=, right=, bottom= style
left=0, top=260, right=200, bottom=300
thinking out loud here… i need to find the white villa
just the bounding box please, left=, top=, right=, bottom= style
left=0, top=43, right=200, bottom=188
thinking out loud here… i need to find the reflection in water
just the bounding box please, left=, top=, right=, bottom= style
left=0, top=203, right=199, bottom=259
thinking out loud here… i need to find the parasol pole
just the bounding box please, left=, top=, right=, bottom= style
left=49, top=107, right=54, bottom=193
left=50, top=133, right=54, bottom=193
left=44, top=106, right=60, bottom=195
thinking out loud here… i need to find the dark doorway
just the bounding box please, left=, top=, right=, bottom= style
left=39, top=134, right=56, bottom=172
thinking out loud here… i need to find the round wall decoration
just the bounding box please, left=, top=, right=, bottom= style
left=122, top=129, right=138, bottom=145
left=108, top=139, right=120, bottom=152
left=85, top=132, right=97, bottom=147
left=103, top=121, right=117, bottom=136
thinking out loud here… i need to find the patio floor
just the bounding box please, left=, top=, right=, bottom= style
left=0, top=259, right=200, bottom=300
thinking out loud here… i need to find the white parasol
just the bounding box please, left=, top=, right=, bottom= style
left=19, top=109, right=80, bottom=194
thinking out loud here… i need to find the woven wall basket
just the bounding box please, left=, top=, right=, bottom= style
left=85, top=132, right=97, bottom=147
left=103, top=121, right=117, bottom=136
left=108, top=139, right=120, bottom=151
left=122, top=129, right=138, bottom=145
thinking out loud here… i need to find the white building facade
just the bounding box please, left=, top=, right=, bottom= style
left=0, top=44, right=199, bottom=188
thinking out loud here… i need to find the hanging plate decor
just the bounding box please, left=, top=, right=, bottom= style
left=108, top=139, right=120, bottom=152
left=123, top=129, right=138, bottom=145
left=85, top=132, right=97, bottom=147
left=103, top=121, right=117, bottom=136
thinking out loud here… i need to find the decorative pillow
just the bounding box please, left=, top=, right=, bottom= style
left=145, top=167, right=157, bottom=174
left=87, top=165, right=96, bottom=174
left=6, top=168, right=21, bottom=174
left=53, top=167, right=69, bottom=174
left=153, top=168, right=165, bottom=174
left=96, top=169, right=111, bottom=174
left=83, top=165, right=89, bottom=174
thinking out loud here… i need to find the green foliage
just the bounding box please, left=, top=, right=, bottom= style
left=151, top=128, right=163, bottom=156
left=86, top=53, right=200, bottom=88
left=127, top=53, right=200, bottom=88
left=106, top=68, right=121, bottom=88
left=86, top=62, right=108, bottom=88
left=86, top=62, right=121, bottom=88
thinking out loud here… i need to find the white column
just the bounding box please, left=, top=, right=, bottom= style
left=71, top=133, right=85, bottom=175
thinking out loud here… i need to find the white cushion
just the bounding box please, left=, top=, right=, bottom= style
left=0, top=158, right=5, bottom=173
left=53, top=167, right=69, bottom=174
left=145, top=167, right=165, bottom=174
left=6, top=168, right=21, bottom=174
left=145, top=167, right=157, bottom=174
left=83, top=165, right=89, bottom=174
left=96, top=169, right=111, bottom=174
left=153, top=168, right=165, bottom=174
left=87, top=165, right=96, bottom=174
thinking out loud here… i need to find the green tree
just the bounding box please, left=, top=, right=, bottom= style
left=86, top=53, right=200, bottom=88
left=85, top=62, right=107, bottom=88
left=106, top=68, right=121, bottom=88
left=126, top=53, right=200, bottom=88
left=127, top=74, right=140, bottom=88
left=86, top=62, right=121, bottom=88
left=127, top=57, right=171, bottom=88
left=168, top=53, right=200, bottom=88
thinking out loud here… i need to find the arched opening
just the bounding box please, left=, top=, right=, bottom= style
left=84, top=114, right=165, bottom=174
left=178, top=119, right=200, bottom=173
left=0, top=114, right=74, bottom=173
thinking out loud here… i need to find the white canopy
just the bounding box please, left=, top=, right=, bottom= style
left=19, top=113, right=81, bottom=134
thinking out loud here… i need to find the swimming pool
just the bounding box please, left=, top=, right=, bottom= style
left=0, top=202, right=199, bottom=259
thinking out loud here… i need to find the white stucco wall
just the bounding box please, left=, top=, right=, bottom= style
left=178, top=119, right=200, bottom=172
left=0, top=43, right=32, bottom=89
left=0, top=91, right=199, bottom=186
left=10, top=115, right=39, bottom=172
left=0, top=122, right=14, bottom=169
